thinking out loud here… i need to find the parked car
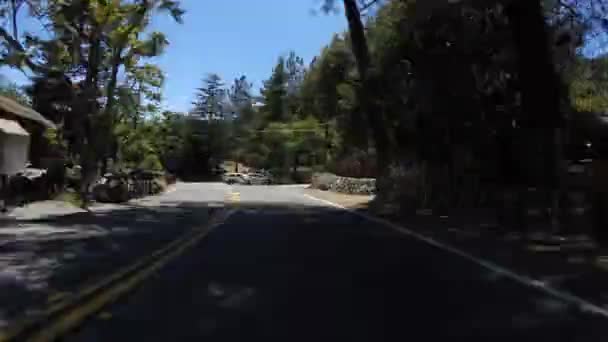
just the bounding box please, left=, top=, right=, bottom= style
left=222, top=172, right=249, bottom=185
left=246, top=172, right=272, bottom=185
left=92, top=172, right=129, bottom=203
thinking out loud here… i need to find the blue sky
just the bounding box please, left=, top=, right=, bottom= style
left=1, top=0, right=347, bottom=113
left=148, top=0, right=347, bottom=112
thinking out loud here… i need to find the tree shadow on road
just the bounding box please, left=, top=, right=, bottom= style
left=64, top=201, right=608, bottom=342
left=0, top=201, right=217, bottom=329
left=3, top=197, right=608, bottom=341
left=347, top=197, right=608, bottom=314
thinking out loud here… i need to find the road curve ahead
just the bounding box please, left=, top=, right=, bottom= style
left=65, top=183, right=606, bottom=342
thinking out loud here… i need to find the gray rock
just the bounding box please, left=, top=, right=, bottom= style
left=311, top=172, right=376, bottom=195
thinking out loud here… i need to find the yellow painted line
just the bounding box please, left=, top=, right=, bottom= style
left=225, top=192, right=241, bottom=204
left=0, top=209, right=236, bottom=342
left=97, top=312, right=112, bottom=320
left=303, top=216, right=318, bottom=223
left=28, top=209, right=236, bottom=342
left=46, top=292, right=71, bottom=305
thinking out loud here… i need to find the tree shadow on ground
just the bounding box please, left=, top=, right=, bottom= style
left=3, top=196, right=608, bottom=340
left=0, top=201, right=217, bottom=328
left=66, top=201, right=608, bottom=342
left=0, top=197, right=346, bottom=330
left=351, top=195, right=608, bottom=314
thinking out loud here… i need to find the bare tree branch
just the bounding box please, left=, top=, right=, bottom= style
left=359, top=0, right=381, bottom=12
left=10, top=0, right=23, bottom=40
left=0, top=26, right=50, bottom=73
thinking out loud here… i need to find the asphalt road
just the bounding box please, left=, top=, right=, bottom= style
left=65, top=182, right=608, bottom=341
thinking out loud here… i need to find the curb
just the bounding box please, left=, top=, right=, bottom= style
left=303, top=193, right=608, bottom=319
left=0, top=207, right=235, bottom=342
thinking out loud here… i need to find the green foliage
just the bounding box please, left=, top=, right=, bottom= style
left=54, top=190, right=84, bottom=208
left=43, top=127, right=67, bottom=152
left=569, top=56, right=608, bottom=112
left=229, top=75, right=253, bottom=113
left=299, top=34, right=366, bottom=151
left=192, top=74, right=227, bottom=120
left=260, top=57, right=289, bottom=122
left=115, top=120, right=161, bottom=170
left=140, top=154, right=164, bottom=171
left=0, top=0, right=605, bottom=198
left=0, top=0, right=184, bottom=203
left=0, top=80, right=30, bottom=105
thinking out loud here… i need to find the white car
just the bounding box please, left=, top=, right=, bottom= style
left=246, top=172, right=272, bottom=185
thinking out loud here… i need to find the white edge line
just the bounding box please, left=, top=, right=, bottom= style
left=302, top=193, right=608, bottom=318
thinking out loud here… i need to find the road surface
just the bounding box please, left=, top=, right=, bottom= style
left=65, top=182, right=607, bottom=341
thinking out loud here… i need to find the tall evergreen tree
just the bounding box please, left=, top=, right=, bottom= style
left=229, top=75, right=253, bottom=119
left=286, top=51, right=306, bottom=96
left=192, top=73, right=226, bottom=120
left=260, top=57, right=288, bottom=122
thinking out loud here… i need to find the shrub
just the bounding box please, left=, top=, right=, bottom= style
left=139, top=154, right=163, bottom=171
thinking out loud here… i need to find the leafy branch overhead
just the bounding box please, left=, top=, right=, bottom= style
left=0, top=0, right=185, bottom=207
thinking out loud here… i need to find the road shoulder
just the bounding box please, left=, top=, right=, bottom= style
left=303, top=188, right=608, bottom=319
left=303, top=188, right=373, bottom=209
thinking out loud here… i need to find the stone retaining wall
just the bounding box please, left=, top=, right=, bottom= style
left=311, top=173, right=376, bottom=195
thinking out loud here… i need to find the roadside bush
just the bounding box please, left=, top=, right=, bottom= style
left=328, top=151, right=377, bottom=178
left=293, top=169, right=314, bottom=184
left=54, top=190, right=84, bottom=207
left=139, top=154, right=163, bottom=171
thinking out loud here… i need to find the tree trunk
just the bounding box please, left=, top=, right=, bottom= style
left=77, top=34, right=103, bottom=209
left=505, top=0, right=565, bottom=234
left=10, top=0, right=18, bottom=40
left=293, top=152, right=298, bottom=179
left=102, top=50, right=123, bottom=162
left=342, top=0, right=391, bottom=174
left=105, top=49, right=122, bottom=125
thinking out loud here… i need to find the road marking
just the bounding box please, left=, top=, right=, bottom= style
left=225, top=191, right=241, bottom=204
left=302, top=194, right=608, bottom=318
left=46, top=292, right=70, bottom=304
left=0, top=209, right=237, bottom=342
left=97, top=312, right=112, bottom=320
left=303, top=216, right=318, bottom=223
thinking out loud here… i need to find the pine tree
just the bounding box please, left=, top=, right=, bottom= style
left=192, top=74, right=226, bottom=120
left=229, top=75, right=253, bottom=119
left=286, top=51, right=306, bottom=96
left=260, top=57, right=288, bottom=122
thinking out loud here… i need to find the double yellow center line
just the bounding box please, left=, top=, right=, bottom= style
left=1, top=209, right=235, bottom=342
left=225, top=191, right=240, bottom=204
